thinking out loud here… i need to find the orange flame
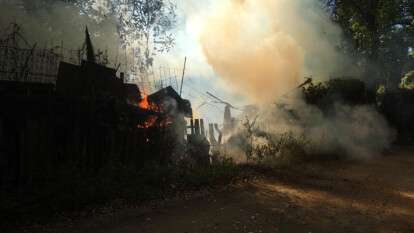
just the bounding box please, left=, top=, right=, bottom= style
left=137, top=94, right=170, bottom=129
left=138, top=95, right=161, bottom=112
left=137, top=115, right=158, bottom=129
left=139, top=95, right=150, bottom=109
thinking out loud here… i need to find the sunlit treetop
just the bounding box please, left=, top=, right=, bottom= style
left=18, top=0, right=177, bottom=71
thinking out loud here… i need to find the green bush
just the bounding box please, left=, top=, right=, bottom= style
left=252, top=132, right=310, bottom=168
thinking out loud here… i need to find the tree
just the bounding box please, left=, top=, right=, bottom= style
left=91, top=0, right=177, bottom=70
left=324, top=0, right=414, bottom=87
left=18, top=0, right=177, bottom=71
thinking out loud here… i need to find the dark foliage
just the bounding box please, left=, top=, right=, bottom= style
left=379, top=89, right=414, bottom=143
left=302, top=78, right=376, bottom=113
left=323, top=0, right=414, bottom=86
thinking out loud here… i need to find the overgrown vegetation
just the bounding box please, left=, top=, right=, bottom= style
left=227, top=117, right=314, bottom=168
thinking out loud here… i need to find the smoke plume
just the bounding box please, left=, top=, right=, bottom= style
left=200, top=0, right=395, bottom=159
left=200, top=0, right=353, bottom=104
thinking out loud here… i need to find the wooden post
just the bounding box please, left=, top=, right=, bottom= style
left=214, top=123, right=222, bottom=145
left=179, top=57, right=187, bottom=97
left=209, top=123, right=217, bottom=144
left=190, top=118, right=194, bottom=135
left=194, top=119, right=200, bottom=135
left=200, top=119, right=205, bottom=136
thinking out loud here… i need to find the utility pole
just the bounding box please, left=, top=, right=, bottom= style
left=180, top=56, right=187, bottom=97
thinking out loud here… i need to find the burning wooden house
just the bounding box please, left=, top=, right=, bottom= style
left=138, top=86, right=192, bottom=131
left=0, top=24, right=203, bottom=188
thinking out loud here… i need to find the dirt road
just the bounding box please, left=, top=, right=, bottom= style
left=35, top=149, right=414, bottom=233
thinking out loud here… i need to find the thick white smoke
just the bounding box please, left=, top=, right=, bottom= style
left=198, top=0, right=394, bottom=159
left=257, top=98, right=396, bottom=159
left=200, top=0, right=357, bottom=104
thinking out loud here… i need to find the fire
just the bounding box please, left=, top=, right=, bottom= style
left=138, top=95, right=160, bottom=128
left=139, top=95, right=150, bottom=109
left=137, top=115, right=173, bottom=129
left=137, top=94, right=170, bottom=129
left=138, top=95, right=160, bottom=112
left=138, top=115, right=158, bottom=129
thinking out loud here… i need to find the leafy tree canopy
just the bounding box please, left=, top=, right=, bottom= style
left=323, top=0, right=414, bottom=86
